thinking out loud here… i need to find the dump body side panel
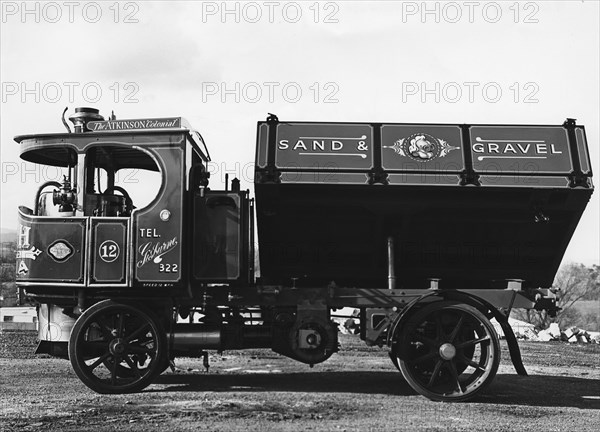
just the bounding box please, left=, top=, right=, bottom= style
left=254, top=121, right=593, bottom=289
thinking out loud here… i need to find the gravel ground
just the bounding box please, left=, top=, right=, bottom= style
left=1, top=330, right=599, bottom=431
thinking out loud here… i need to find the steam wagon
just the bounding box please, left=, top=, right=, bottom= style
left=14, top=108, right=594, bottom=401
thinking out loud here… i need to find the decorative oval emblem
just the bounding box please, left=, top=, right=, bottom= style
left=386, top=133, right=460, bottom=162
left=48, top=241, right=74, bottom=262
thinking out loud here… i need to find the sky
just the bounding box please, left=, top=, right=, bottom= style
left=0, top=1, right=598, bottom=265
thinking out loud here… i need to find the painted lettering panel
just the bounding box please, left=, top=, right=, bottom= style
left=16, top=213, right=86, bottom=284
left=470, top=126, right=572, bottom=174
left=87, top=117, right=182, bottom=131
left=381, top=125, right=464, bottom=171
left=275, top=123, right=373, bottom=170
left=90, top=218, right=128, bottom=285
left=134, top=146, right=184, bottom=287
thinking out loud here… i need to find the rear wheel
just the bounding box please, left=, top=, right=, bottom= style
left=395, top=301, right=500, bottom=402
left=68, top=300, right=167, bottom=394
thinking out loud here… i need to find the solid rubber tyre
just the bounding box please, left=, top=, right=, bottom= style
left=395, top=301, right=500, bottom=402
left=68, top=300, right=167, bottom=394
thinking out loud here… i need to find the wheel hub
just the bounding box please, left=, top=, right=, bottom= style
left=439, top=343, right=456, bottom=360
left=109, top=338, right=127, bottom=355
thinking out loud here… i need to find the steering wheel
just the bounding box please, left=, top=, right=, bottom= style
left=103, top=186, right=134, bottom=215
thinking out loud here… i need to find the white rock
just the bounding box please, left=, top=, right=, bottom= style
left=563, top=328, right=576, bottom=340
left=587, top=332, right=600, bottom=343
left=537, top=330, right=553, bottom=342
left=523, top=328, right=539, bottom=341
left=548, top=323, right=561, bottom=338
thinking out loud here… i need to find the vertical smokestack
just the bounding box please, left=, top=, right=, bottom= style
left=68, top=107, right=104, bottom=133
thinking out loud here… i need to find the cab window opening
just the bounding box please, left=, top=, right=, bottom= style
left=84, top=145, right=161, bottom=217
left=31, top=148, right=78, bottom=217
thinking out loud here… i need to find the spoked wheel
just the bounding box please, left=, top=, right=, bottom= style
left=395, top=301, right=500, bottom=402
left=68, top=300, right=167, bottom=394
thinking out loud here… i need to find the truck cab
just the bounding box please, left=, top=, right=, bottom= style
left=16, top=108, right=252, bottom=354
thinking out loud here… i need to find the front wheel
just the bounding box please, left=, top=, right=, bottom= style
left=68, top=300, right=167, bottom=394
left=394, top=301, right=500, bottom=402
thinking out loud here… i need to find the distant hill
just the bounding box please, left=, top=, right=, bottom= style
left=0, top=228, right=17, bottom=243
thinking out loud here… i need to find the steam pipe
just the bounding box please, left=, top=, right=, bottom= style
left=34, top=181, right=61, bottom=215
left=387, top=236, right=396, bottom=290
left=61, top=107, right=72, bottom=133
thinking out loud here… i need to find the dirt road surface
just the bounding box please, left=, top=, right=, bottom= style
left=1, top=330, right=599, bottom=431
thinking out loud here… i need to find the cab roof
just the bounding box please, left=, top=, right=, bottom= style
left=14, top=117, right=210, bottom=169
